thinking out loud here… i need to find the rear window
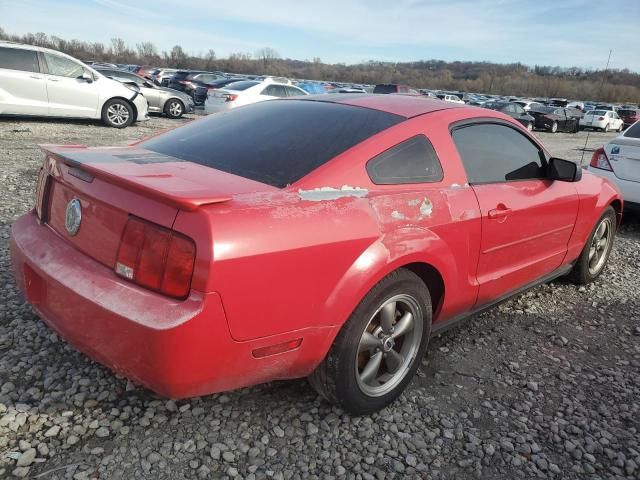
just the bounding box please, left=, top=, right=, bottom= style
left=624, top=122, right=640, bottom=138
left=223, top=80, right=259, bottom=91
left=0, top=46, right=39, bottom=72
left=373, top=84, right=398, bottom=94
left=618, top=109, right=636, bottom=116
left=589, top=110, right=607, bottom=116
left=140, top=100, right=404, bottom=188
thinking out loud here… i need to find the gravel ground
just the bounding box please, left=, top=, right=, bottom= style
left=0, top=116, right=639, bottom=480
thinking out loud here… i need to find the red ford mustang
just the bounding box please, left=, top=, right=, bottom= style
left=11, top=95, right=621, bottom=414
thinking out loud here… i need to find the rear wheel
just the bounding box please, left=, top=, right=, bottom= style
left=568, top=206, right=616, bottom=285
left=164, top=99, right=184, bottom=119
left=309, top=269, right=431, bottom=415
left=550, top=121, right=558, bottom=133
left=102, top=99, right=134, bottom=128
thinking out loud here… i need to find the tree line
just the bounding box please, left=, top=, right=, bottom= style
left=1, top=28, right=638, bottom=103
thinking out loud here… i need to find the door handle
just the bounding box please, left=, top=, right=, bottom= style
left=29, top=75, right=43, bottom=79
left=48, top=78, right=60, bottom=82
left=488, top=206, right=512, bottom=219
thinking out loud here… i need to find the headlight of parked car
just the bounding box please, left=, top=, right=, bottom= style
left=124, top=83, right=140, bottom=93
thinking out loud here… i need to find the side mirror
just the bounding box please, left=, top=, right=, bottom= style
left=548, top=157, right=582, bottom=182
left=79, top=72, right=94, bottom=83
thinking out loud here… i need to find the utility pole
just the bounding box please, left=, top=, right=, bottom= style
left=597, top=49, right=612, bottom=100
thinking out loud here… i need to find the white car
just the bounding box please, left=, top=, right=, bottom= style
left=204, top=78, right=308, bottom=114
left=514, top=100, right=544, bottom=111
left=437, top=94, right=464, bottom=104
left=0, top=42, right=149, bottom=128
left=588, top=121, right=640, bottom=210
left=579, top=109, right=624, bottom=132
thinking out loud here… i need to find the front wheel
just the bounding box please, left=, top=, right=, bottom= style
left=309, top=269, right=431, bottom=415
left=568, top=206, right=616, bottom=285
left=604, top=123, right=610, bottom=132
left=618, top=123, right=624, bottom=132
left=164, top=99, right=185, bottom=119
left=550, top=121, right=558, bottom=133
left=526, top=122, right=533, bottom=132
left=101, top=99, right=134, bottom=128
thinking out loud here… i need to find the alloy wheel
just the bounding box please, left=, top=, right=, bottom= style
left=169, top=101, right=183, bottom=116
left=355, top=294, right=423, bottom=397
left=107, top=104, right=130, bottom=126
left=588, top=217, right=613, bottom=275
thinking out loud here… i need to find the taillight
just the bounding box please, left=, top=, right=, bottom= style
left=225, top=94, right=238, bottom=102
left=34, top=165, right=49, bottom=221
left=115, top=217, right=196, bottom=299
left=590, top=147, right=613, bottom=171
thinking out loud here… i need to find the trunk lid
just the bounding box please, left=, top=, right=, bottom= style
left=38, top=144, right=273, bottom=269
left=605, top=137, right=640, bottom=183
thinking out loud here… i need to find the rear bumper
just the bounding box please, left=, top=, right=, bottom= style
left=587, top=167, right=640, bottom=205
left=203, top=101, right=232, bottom=115
left=11, top=213, right=331, bottom=398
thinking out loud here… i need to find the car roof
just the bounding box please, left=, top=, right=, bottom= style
left=294, top=93, right=467, bottom=118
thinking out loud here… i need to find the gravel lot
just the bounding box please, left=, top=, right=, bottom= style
left=0, top=115, right=639, bottom=480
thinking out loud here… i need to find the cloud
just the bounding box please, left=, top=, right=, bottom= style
left=1, top=0, right=638, bottom=70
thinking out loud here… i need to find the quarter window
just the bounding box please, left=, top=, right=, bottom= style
left=0, top=47, right=39, bottom=73
left=43, top=53, right=85, bottom=78
left=366, top=135, right=443, bottom=185
left=452, top=123, right=546, bottom=184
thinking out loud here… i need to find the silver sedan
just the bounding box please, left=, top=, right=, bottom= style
left=95, top=68, right=194, bottom=118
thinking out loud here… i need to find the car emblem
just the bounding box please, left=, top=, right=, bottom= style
left=610, top=145, right=620, bottom=155
left=65, top=198, right=82, bottom=236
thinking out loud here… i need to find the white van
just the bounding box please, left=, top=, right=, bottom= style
left=0, top=42, right=149, bottom=128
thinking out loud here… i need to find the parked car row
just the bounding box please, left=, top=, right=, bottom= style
left=3, top=41, right=638, bottom=129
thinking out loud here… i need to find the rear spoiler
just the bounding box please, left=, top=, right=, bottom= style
left=40, top=145, right=231, bottom=212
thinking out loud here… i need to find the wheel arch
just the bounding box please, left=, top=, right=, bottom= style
left=103, top=96, right=138, bottom=122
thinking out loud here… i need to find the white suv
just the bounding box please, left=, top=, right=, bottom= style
left=0, top=42, right=149, bottom=128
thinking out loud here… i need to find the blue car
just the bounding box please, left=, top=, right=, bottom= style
left=297, top=82, right=327, bottom=95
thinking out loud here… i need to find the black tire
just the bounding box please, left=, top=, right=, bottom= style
left=308, top=269, right=432, bottom=415
left=568, top=206, right=616, bottom=285
left=604, top=123, right=610, bottom=133
left=101, top=98, right=134, bottom=128
left=618, top=123, right=624, bottom=132
left=164, top=99, right=185, bottom=119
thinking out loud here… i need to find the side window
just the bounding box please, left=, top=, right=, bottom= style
left=285, top=86, right=305, bottom=97
left=262, top=85, right=285, bottom=97
left=513, top=104, right=524, bottom=114
left=452, top=123, right=546, bottom=184
left=366, top=135, right=444, bottom=185
left=0, top=47, right=39, bottom=73
left=506, top=104, right=516, bottom=113
left=624, top=122, right=640, bottom=138
left=43, top=53, right=84, bottom=78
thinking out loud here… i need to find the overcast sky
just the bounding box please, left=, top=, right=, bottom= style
left=2, top=0, right=638, bottom=71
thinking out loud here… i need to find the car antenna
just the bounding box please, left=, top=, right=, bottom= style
left=581, top=49, right=613, bottom=166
